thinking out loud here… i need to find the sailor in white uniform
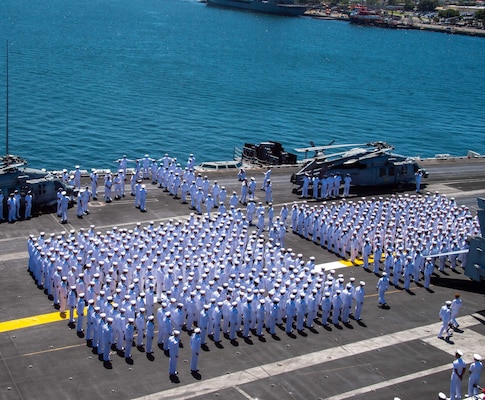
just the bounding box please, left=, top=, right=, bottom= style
left=467, top=353, right=483, bottom=397
left=190, top=327, right=202, bottom=372
left=450, top=349, right=466, bottom=400
left=354, top=281, right=365, bottom=321
left=438, top=300, right=452, bottom=339
left=168, top=330, right=181, bottom=376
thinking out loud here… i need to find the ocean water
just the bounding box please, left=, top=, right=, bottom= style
left=0, top=0, right=484, bottom=170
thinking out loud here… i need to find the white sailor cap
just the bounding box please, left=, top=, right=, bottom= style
left=194, top=327, right=201, bottom=334
left=474, top=353, right=482, bottom=360
left=456, top=349, right=463, bottom=356
left=173, top=330, right=180, bottom=336
left=445, top=300, right=452, bottom=306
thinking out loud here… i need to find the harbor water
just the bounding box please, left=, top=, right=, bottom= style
left=0, top=0, right=484, bottom=170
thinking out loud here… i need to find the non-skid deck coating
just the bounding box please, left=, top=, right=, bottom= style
left=0, top=158, right=484, bottom=400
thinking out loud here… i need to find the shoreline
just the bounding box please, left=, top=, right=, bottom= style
left=305, top=11, right=485, bottom=37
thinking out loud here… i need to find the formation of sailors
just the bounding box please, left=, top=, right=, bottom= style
left=20, top=153, right=482, bottom=374
left=27, top=212, right=367, bottom=367
left=300, top=172, right=352, bottom=200
left=290, top=192, right=478, bottom=287
left=1, top=188, right=33, bottom=223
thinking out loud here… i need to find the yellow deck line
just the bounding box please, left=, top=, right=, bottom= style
left=0, top=309, right=84, bottom=334
left=0, top=257, right=387, bottom=334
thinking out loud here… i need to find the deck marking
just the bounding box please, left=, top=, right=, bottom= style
left=233, top=386, right=254, bottom=400
left=132, top=314, right=481, bottom=400
left=423, top=327, right=485, bottom=357
left=0, top=309, right=83, bottom=333
left=0, top=251, right=28, bottom=262
left=324, top=328, right=485, bottom=400
left=323, top=364, right=451, bottom=400
left=21, top=343, right=85, bottom=358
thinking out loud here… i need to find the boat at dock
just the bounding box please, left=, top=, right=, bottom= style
left=207, top=0, right=308, bottom=17
left=348, top=6, right=406, bottom=28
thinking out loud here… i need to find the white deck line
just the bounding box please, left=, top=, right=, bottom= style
left=314, top=260, right=349, bottom=272
left=133, top=314, right=482, bottom=400
left=325, top=328, right=485, bottom=400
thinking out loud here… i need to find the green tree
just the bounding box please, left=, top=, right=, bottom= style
left=417, top=0, right=438, bottom=11
left=475, top=9, right=485, bottom=21
left=404, top=0, right=415, bottom=11
left=438, top=8, right=460, bottom=18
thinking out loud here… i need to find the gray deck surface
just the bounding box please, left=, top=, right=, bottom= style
left=0, top=157, right=484, bottom=400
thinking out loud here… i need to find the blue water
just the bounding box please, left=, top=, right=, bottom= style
left=0, top=0, right=484, bottom=170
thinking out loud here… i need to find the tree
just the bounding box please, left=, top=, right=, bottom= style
left=417, top=0, right=438, bottom=11
left=475, top=9, right=485, bottom=21
left=438, top=8, right=460, bottom=18
left=404, top=0, right=415, bottom=11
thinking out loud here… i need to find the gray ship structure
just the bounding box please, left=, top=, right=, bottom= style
left=207, top=0, right=308, bottom=17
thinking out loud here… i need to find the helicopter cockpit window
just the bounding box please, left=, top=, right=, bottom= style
left=38, top=184, right=47, bottom=195
left=54, top=181, right=64, bottom=191
left=379, top=167, right=386, bottom=177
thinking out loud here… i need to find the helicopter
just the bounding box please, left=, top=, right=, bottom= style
left=290, top=141, right=427, bottom=189
left=0, top=154, right=74, bottom=215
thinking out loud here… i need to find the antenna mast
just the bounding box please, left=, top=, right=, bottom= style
left=5, top=39, right=9, bottom=157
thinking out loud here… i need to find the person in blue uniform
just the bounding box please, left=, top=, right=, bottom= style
left=376, top=273, right=389, bottom=307
left=7, top=193, right=16, bottom=223
left=332, top=290, right=343, bottom=325
left=296, top=293, right=307, bottom=332
left=60, top=191, right=69, bottom=224
left=285, top=294, right=296, bottom=333
left=168, top=330, right=181, bottom=376
left=24, top=191, right=33, bottom=219
left=343, top=173, right=352, bottom=197
left=256, top=299, right=265, bottom=337
left=415, top=169, right=423, bottom=193
left=139, top=185, right=147, bottom=212
left=124, top=318, right=135, bottom=361
left=321, top=292, right=331, bottom=327
left=103, top=317, right=113, bottom=362
left=354, top=281, right=365, bottom=321
left=145, top=315, right=155, bottom=355
left=268, top=298, right=279, bottom=335
left=67, top=286, right=77, bottom=326
left=229, top=301, right=238, bottom=341
left=0, top=189, right=4, bottom=221
left=90, top=169, right=99, bottom=200
left=14, top=190, right=21, bottom=219
left=242, top=297, right=253, bottom=338
left=423, top=257, right=434, bottom=289
left=190, top=327, right=202, bottom=372
left=76, top=292, right=85, bottom=334
left=86, top=299, right=95, bottom=344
